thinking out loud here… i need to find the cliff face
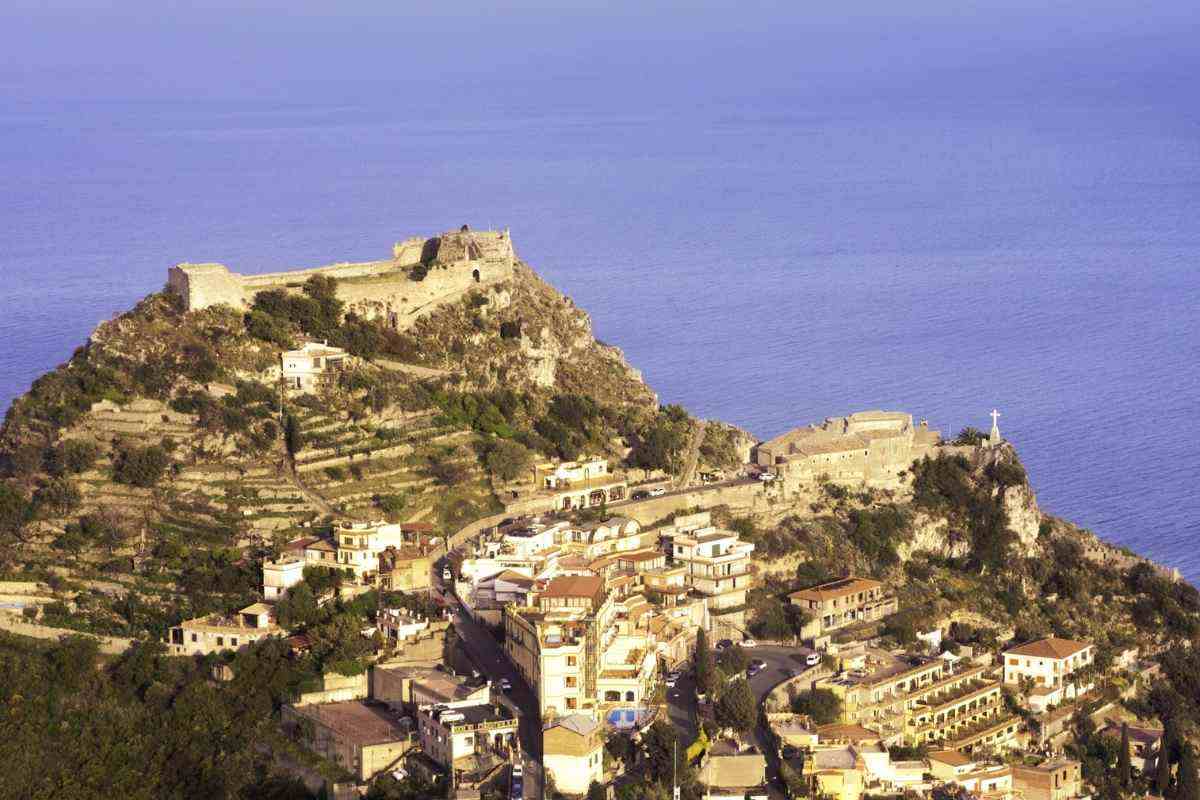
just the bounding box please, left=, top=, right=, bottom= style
left=401, top=262, right=657, bottom=408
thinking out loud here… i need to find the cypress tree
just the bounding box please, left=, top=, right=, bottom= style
left=695, top=627, right=715, bottom=697
left=1119, top=722, right=1133, bottom=789
left=284, top=413, right=303, bottom=457
left=1178, top=745, right=1199, bottom=800
left=1156, top=724, right=1176, bottom=797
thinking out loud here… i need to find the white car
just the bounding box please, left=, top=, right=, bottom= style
left=805, top=653, right=822, bottom=667
left=740, top=638, right=758, bottom=648
left=649, top=487, right=667, bottom=497
left=757, top=472, right=777, bottom=482
left=442, top=568, right=453, bottom=581
left=499, top=678, right=513, bottom=691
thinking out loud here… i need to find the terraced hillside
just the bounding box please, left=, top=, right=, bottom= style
left=0, top=244, right=674, bottom=640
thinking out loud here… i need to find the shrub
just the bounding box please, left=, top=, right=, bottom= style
left=324, top=466, right=346, bottom=482
left=374, top=493, right=407, bottom=517
left=33, top=478, right=82, bottom=517
left=499, top=320, right=521, bottom=339
left=791, top=688, right=842, bottom=724
left=113, top=445, right=170, bottom=488
left=486, top=440, right=533, bottom=482
left=51, top=439, right=101, bottom=475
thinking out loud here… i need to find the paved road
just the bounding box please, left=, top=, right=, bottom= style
left=666, top=645, right=817, bottom=798
left=436, top=574, right=543, bottom=800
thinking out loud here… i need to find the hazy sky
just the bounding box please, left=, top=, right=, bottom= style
left=2, top=1, right=1197, bottom=107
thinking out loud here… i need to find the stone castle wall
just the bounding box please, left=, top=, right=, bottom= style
left=167, top=230, right=516, bottom=329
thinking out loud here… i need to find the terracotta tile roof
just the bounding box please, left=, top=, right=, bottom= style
left=542, top=575, right=605, bottom=599
left=1005, top=637, right=1091, bottom=660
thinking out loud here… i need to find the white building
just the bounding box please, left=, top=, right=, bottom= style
left=281, top=340, right=348, bottom=391
left=1003, top=637, right=1095, bottom=703
left=263, top=554, right=306, bottom=600
left=417, top=700, right=519, bottom=769
left=333, top=520, right=406, bottom=583
left=167, top=603, right=281, bottom=656
left=543, top=715, right=604, bottom=795
left=661, top=512, right=755, bottom=637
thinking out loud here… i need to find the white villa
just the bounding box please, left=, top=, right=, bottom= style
left=281, top=340, right=348, bottom=391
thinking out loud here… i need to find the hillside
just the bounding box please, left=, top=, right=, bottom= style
left=0, top=232, right=730, bottom=639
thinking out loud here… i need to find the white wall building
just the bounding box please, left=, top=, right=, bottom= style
left=263, top=555, right=306, bottom=600
left=1003, top=637, right=1095, bottom=700
left=281, top=340, right=349, bottom=391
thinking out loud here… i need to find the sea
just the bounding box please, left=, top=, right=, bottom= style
left=1, top=3, right=1198, bottom=580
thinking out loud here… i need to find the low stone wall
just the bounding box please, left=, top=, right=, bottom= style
left=0, top=613, right=133, bottom=654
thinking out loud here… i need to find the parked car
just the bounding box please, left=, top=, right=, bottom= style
left=715, top=639, right=733, bottom=651
left=442, top=568, right=453, bottom=581
left=649, top=487, right=667, bottom=497
left=665, top=671, right=681, bottom=688
left=757, top=471, right=777, bottom=482
left=631, top=490, right=651, bottom=500
left=747, top=664, right=763, bottom=678
left=740, top=638, right=758, bottom=648
left=805, top=652, right=822, bottom=667
left=750, top=658, right=766, bottom=669
left=499, top=678, right=512, bottom=691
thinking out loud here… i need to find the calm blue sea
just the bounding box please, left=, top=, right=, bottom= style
left=2, top=4, right=1198, bottom=580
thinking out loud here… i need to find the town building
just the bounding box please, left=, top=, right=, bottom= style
left=377, top=544, right=434, bottom=593
left=787, top=577, right=898, bottom=640
left=816, top=654, right=1017, bottom=752
left=543, top=714, right=604, bottom=796
left=281, top=340, right=349, bottom=391
left=372, top=665, right=489, bottom=710
left=531, top=457, right=628, bottom=512
left=282, top=700, right=413, bottom=782
left=700, top=742, right=769, bottom=800
left=1011, top=759, right=1083, bottom=800
left=504, top=574, right=657, bottom=719
left=660, top=512, right=755, bottom=638
left=263, top=554, right=306, bottom=600
left=416, top=700, right=519, bottom=771
left=167, top=602, right=281, bottom=656
left=754, top=411, right=940, bottom=489
left=1003, top=638, right=1095, bottom=706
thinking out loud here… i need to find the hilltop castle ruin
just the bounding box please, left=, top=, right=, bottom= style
left=167, top=228, right=516, bottom=327
left=753, top=410, right=941, bottom=489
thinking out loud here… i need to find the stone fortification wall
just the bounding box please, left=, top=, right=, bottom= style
left=168, top=230, right=517, bottom=328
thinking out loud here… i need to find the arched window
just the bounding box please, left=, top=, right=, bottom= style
left=625, top=690, right=635, bottom=702
left=472, top=268, right=481, bottom=282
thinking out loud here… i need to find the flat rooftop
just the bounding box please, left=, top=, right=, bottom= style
left=291, top=701, right=410, bottom=746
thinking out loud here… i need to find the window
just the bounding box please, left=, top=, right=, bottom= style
left=232, top=638, right=238, bottom=646
left=216, top=637, right=224, bottom=646
left=566, top=677, right=577, bottom=688
left=566, top=698, right=577, bottom=709
left=567, top=656, right=577, bottom=667
left=191, top=633, right=198, bottom=642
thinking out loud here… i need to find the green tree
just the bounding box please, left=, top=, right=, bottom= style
left=0, top=482, right=32, bottom=543
left=1156, top=727, right=1174, bottom=797
left=114, top=445, right=170, bottom=488
left=717, top=645, right=749, bottom=675
left=34, top=477, right=81, bottom=517
left=50, top=439, right=100, bottom=475
left=285, top=414, right=303, bottom=457
left=486, top=440, right=533, bottom=482
left=695, top=628, right=717, bottom=696
left=791, top=688, right=842, bottom=725
left=715, top=677, right=757, bottom=733
left=1180, top=745, right=1200, bottom=800
left=1118, top=723, right=1132, bottom=789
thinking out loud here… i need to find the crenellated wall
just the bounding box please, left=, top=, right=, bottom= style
left=167, top=230, right=517, bottom=328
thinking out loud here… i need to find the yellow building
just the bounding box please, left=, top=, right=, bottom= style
left=817, top=656, right=1018, bottom=752
left=543, top=715, right=604, bottom=796
left=282, top=700, right=413, bottom=782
